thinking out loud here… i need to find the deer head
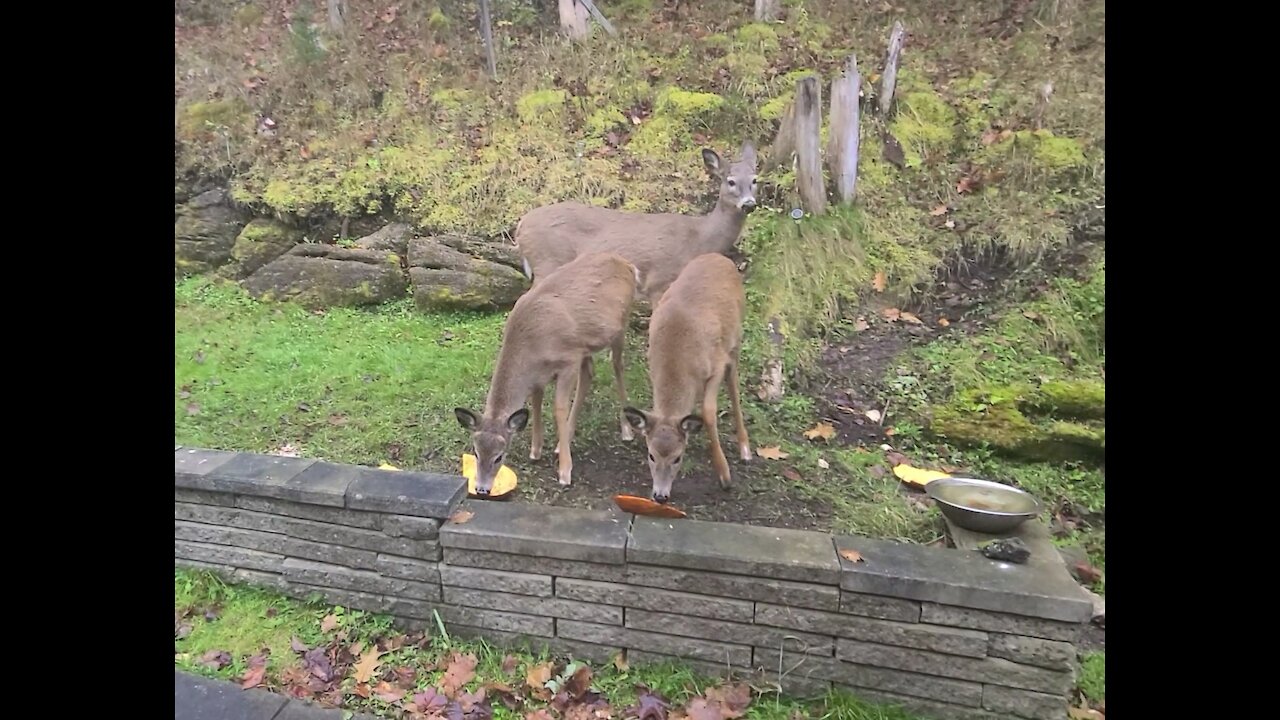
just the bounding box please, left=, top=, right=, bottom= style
left=702, top=141, right=758, bottom=214
left=623, top=407, right=704, bottom=503
left=453, top=407, right=529, bottom=496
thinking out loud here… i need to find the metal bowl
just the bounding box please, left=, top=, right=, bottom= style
left=925, top=477, right=1041, bottom=534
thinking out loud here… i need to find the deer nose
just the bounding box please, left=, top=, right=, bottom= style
left=741, top=199, right=757, bottom=214
left=476, top=487, right=490, bottom=497
left=652, top=492, right=669, bottom=504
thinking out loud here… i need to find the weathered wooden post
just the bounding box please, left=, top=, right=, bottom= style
left=754, top=0, right=780, bottom=22
left=878, top=21, right=906, bottom=115
left=793, top=75, right=827, bottom=214
left=479, top=0, right=498, bottom=78
left=828, top=54, right=862, bottom=204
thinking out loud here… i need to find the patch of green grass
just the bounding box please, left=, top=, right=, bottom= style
left=175, top=570, right=924, bottom=719
left=1077, top=651, right=1105, bottom=703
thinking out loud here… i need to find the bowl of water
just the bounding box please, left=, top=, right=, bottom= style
left=925, top=477, right=1041, bottom=533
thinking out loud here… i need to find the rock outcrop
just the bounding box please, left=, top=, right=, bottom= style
left=407, top=236, right=528, bottom=312
left=175, top=189, right=247, bottom=277
left=242, top=244, right=407, bottom=308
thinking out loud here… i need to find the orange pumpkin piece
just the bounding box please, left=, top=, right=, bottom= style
left=613, top=494, right=688, bottom=519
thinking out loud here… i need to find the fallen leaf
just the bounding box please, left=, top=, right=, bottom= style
left=241, top=653, right=269, bottom=689
left=871, top=271, right=887, bottom=292
left=321, top=614, right=339, bottom=633
left=449, top=509, right=475, bottom=524
left=817, top=458, right=830, bottom=469
left=378, top=462, right=401, bottom=471
left=852, top=317, right=870, bottom=332
left=627, top=689, right=669, bottom=720
left=612, top=651, right=629, bottom=672
left=291, top=636, right=308, bottom=653
left=564, top=665, right=593, bottom=700
left=199, top=650, right=231, bottom=670
left=186, top=402, right=201, bottom=416
left=353, top=683, right=372, bottom=699
left=944, top=219, right=956, bottom=229
left=865, top=409, right=882, bottom=423
left=756, top=446, right=789, bottom=460
left=803, top=422, right=836, bottom=441
left=408, top=688, right=449, bottom=714
left=892, top=463, right=952, bottom=489
left=525, top=662, right=553, bottom=697
left=881, top=308, right=901, bottom=322
left=885, top=450, right=909, bottom=466
left=1023, top=310, right=1040, bottom=321
left=839, top=549, right=865, bottom=564
left=328, top=413, right=348, bottom=427
left=352, top=647, right=384, bottom=684
left=375, top=681, right=407, bottom=703
left=937, top=317, right=951, bottom=327
left=704, top=683, right=752, bottom=718
left=501, top=655, right=520, bottom=675
left=884, top=427, right=897, bottom=437
left=684, top=698, right=721, bottom=720
left=956, top=176, right=975, bottom=193
left=431, top=43, right=448, bottom=58
left=929, top=204, right=948, bottom=216
left=781, top=468, right=802, bottom=483
left=900, top=312, right=923, bottom=325
left=441, top=652, right=479, bottom=698
left=1071, top=561, right=1103, bottom=585
left=527, top=711, right=557, bottom=720
left=1068, top=709, right=1103, bottom=720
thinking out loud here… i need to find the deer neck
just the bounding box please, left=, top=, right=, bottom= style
left=693, top=199, right=746, bottom=253
left=482, top=347, right=534, bottom=424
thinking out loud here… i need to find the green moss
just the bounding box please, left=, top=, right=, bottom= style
left=427, top=8, right=451, bottom=32
left=656, top=87, right=725, bottom=117
left=759, top=96, right=789, bottom=121
left=629, top=88, right=725, bottom=157
left=516, top=89, right=569, bottom=124
left=179, top=99, right=248, bottom=139
left=431, top=88, right=474, bottom=110
left=888, top=89, right=957, bottom=168
left=585, top=107, right=628, bottom=137
left=984, top=129, right=1087, bottom=170
left=233, top=5, right=264, bottom=27
left=1029, top=379, right=1105, bottom=419
left=734, top=23, right=781, bottom=53
left=929, top=385, right=1104, bottom=464
left=1078, top=653, right=1105, bottom=703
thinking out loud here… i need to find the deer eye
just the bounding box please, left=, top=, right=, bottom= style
left=494, top=453, right=504, bottom=466
left=727, top=179, right=736, bottom=188
left=751, top=176, right=758, bottom=186
left=673, top=455, right=682, bottom=465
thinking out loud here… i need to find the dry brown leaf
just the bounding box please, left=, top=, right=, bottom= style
left=441, top=652, right=479, bottom=698
left=501, top=655, right=520, bottom=675
left=900, top=312, right=923, bottom=325
left=525, top=662, right=553, bottom=700
left=956, top=176, right=975, bottom=194
left=353, top=682, right=371, bottom=699
left=564, top=665, right=593, bottom=699
left=937, top=317, right=951, bottom=327
left=781, top=468, right=802, bottom=483
left=852, top=317, right=870, bottom=332
left=871, top=271, right=887, bottom=292
left=944, top=219, right=956, bottom=229
left=352, top=647, right=384, bottom=684
left=704, top=684, right=753, bottom=718
left=929, top=204, right=948, bottom=216
left=449, top=509, right=475, bottom=524
left=1072, top=561, right=1103, bottom=585
left=839, top=549, right=865, bottom=563
left=881, top=308, right=901, bottom=322
left=864, top=409, right=882, bottom=424
left=803, top=422, right=836, bottom=441
left=527, top=710, right=557, bottom=720
left=884, top=427, right=897, bottom=437
left=1068, top=709, right=1103, bottom=720
left=320, top=614, right=339, bottom=633
left=756, top=446, right=789, bottom=460
left=374, top=681, right=407, bottom=703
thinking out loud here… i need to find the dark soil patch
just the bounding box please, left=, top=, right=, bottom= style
left=497, top=433, right=835, bottom=531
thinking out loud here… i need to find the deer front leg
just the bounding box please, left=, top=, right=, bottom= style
left=557, top=356, right=594, bottom=455
left=554, top=366, right=580, bottom=486
left=611, top=335, right=633, bottom=441
left=726, top=359, right=751, bottom=462
left=702, top=370, right=732, bottom=489
left=529, top=386, right=544, bottom=460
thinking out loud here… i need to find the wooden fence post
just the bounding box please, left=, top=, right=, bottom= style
left=878, top=21, right=906, bottom=116
left=828, top=54, right=861, bottom=204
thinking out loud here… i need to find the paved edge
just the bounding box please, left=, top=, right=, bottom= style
left=175, top=670, right=377, bottom=720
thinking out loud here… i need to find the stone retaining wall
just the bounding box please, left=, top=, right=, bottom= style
left=175, top=447, right=1091, bottom=720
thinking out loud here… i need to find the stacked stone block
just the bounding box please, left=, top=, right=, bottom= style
left=174, top=448, right=1092, bottom=720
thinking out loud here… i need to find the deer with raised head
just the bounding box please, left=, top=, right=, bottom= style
left=454, top=252, right=640, bottom=493
left=623, top=253, right=751, bottom=504
left=515, top=142, right=758, bottom=306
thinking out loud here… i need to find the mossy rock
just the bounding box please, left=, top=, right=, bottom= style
left=928, top=385, right=1104, bottom=464
left=1025, top=379, right=1105, bottom=420
left=175, top=189, right=247, bottom=277
left=221, top=219, right=304, bottom=279
left=409, top=266, right=525, bottom=312
left=241, top=247, right=408, bottom=309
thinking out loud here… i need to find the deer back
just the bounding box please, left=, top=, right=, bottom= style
left=647, top=254, right=746, bottom=416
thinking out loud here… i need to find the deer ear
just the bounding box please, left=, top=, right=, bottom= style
left=679, top=414, right=705, bottom=435
left=702, top=148, right=723, bottom=176
left=506, top=408, right=530, bottom=432
left=623, top=407, right=648, bottom=431
left=740, top=141, right=757, bottom=166
left=454, top=408, right=479, bottom=430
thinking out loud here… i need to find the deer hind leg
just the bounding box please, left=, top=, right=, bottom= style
left=611, top=335, right=633, bottom=441
left=528, top=386, right=545, bottom=461
left=702, top=369, right=732, bottom=489
left=556, top=356, right=594, bottom=456
left=554, top=365, right=581, bottom=486
left=726, top=359, right=752, bottom=462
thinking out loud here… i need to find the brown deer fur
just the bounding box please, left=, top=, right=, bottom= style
left=455, top=253, right=639, bottom=492
left=515, top=142, right=758, bottom=306
left=623, top=254, right=751, bottom=503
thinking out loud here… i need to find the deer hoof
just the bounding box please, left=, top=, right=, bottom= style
left=620, top=425, right=634, bottom=442
left=718, top=474, right=733, bottom=490
left=739, top=445, right=752, bottom=462
left=558, top=473, right=573, bottom=486
left=529, top=449, right=542, bottom=461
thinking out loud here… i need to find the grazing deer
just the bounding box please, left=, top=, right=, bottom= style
left=454, top=253, right=640, bottom=492
left=623, top=253, right=751, bottom=504
left=515, top=141, right=758, bottom=306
